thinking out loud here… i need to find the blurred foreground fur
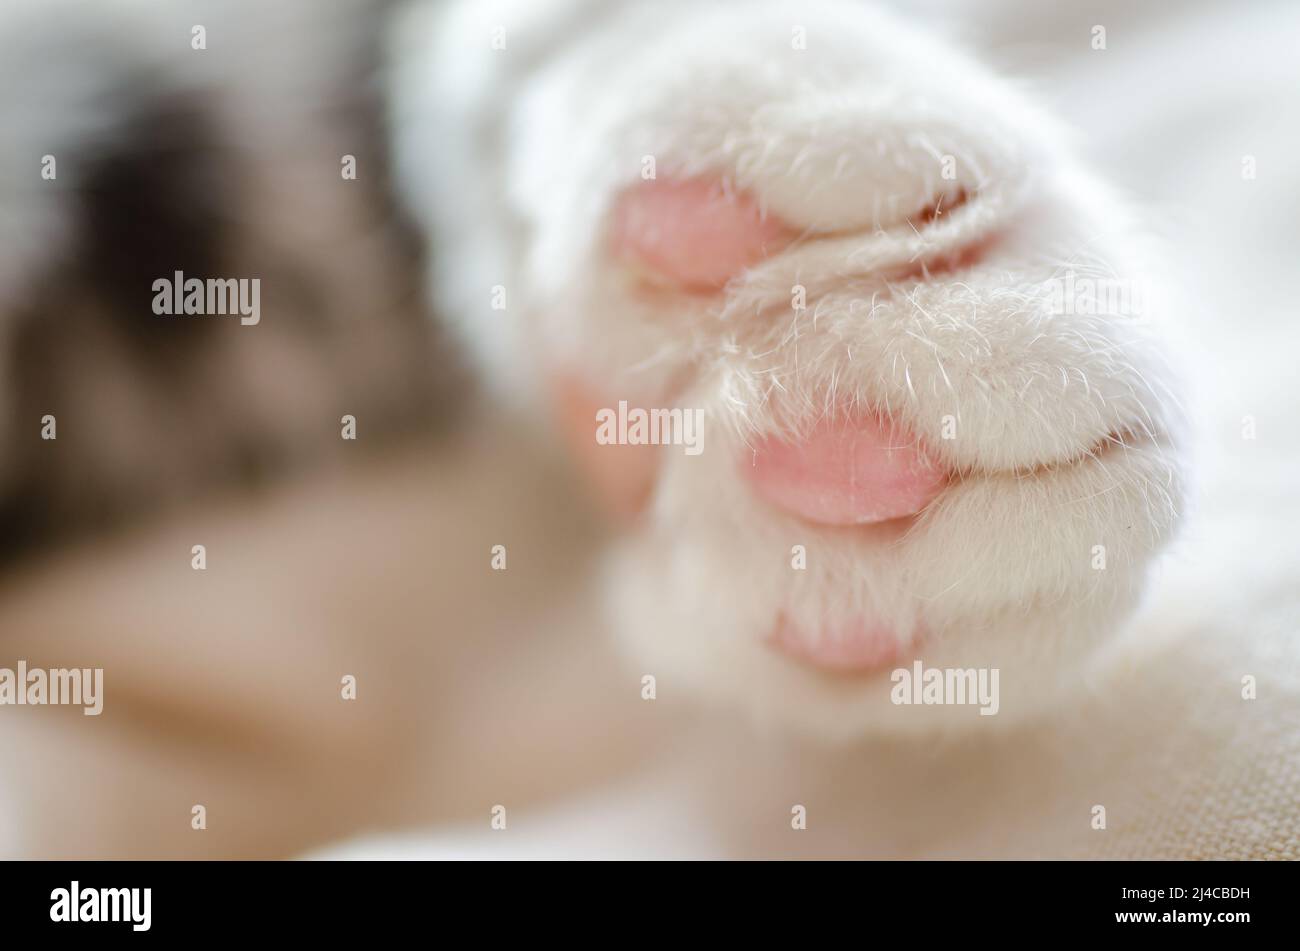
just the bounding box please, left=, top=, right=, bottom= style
left=0, top=0, right=462, bottom=562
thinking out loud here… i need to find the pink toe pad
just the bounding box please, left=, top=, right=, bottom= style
left=610, top=178, right=796, bottom=291
left=744, top=414, right=947, bottom=526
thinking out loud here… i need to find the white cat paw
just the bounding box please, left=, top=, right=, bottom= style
left=397, top=0, right=1188, bottom=738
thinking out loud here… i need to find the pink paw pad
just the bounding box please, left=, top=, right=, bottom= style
left=743, top=414, right=948, bottom=526
left=769, top=616, right=903, bottom=674
left=610, top=178, right=797, bottom=291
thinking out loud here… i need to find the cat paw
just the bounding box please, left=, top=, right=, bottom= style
left=398, top=0, right=1187, bottom=737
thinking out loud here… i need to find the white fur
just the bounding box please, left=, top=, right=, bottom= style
left=392, top=0, right=1188, bottom=736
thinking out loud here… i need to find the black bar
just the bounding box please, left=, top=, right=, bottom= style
left=1, top=860, right=1290, bottom=938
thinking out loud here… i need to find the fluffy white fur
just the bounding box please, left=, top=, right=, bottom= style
left=392, top=0, right=1187, bottom=737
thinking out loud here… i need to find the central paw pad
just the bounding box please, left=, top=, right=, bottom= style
left=743, top=414, right=948, bottom=526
